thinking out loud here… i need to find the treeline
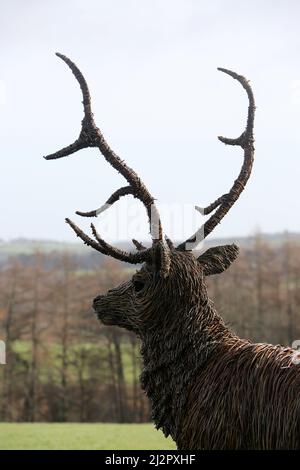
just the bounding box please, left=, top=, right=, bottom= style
left=0, top=254, right=147, bottom=423
left=1, top=234, right=300, bottom=422
left=208, top=235, right=300, bottom=347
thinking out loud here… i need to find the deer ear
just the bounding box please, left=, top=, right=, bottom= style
left=197, top=244, right=239, bottom=276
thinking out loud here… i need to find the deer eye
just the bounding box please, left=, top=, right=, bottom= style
left=133, top=280, right=145, bottom=293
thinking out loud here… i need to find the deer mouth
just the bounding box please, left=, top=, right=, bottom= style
left=96, top=311, right=117, bottom=326
left=92, top=296, right=118, bottom=325
left=93, top=304, right=117, bottom=325
left=95, top=307, right=129, bottom=328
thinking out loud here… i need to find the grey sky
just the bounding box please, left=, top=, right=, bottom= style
left=1, top=0, right=300, bottom=243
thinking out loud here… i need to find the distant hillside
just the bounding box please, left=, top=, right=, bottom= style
left=0, top=238, right=88, bottom=255
left=204, top=231, right=300, bottom=248
left=1, top=231, right=299, bottom=258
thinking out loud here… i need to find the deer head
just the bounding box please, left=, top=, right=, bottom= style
left=44, top=53, right=255, bottom=338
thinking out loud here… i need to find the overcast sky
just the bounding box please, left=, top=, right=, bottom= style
left=1, top=0, right=300, bottom=244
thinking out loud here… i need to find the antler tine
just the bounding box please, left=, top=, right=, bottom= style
left=76, top=186, right=134, bottom=217
left=55, top=53, right=93, bottom=121
left=132, top=239, right=147, bottom=251
left=65, top=217, right=152, bottom=264
left=90, top=224, right=152, bottom=264
left=165, top=236, right=174, bottom=250
left=65, top=218, right=108, bottom=255
left=44, top=53, right=97, bottom=161
left=217, top=67, right=255, bottom=146
left=177, top=67, right=255, bottom=251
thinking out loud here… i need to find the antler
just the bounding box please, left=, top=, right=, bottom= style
left=44, top=53, right=169, bottom=275
left=177, top=68, right=255, bottom=251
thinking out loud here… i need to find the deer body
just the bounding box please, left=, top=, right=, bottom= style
left=181, top=338, right=300, bottom=450
left=94, top=251, right=300, bottom=449
left=44, top=53, right=300, bottom=449
left=142, top=314, right=300, bottom=450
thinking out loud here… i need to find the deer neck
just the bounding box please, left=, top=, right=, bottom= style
left=139, top=295, right=236, bottom=443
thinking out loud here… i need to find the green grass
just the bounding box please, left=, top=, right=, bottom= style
left=0, top=423, right=176, bottom=450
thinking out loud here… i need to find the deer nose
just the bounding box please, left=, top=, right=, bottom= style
left=93, top=294, right=103, bottom=306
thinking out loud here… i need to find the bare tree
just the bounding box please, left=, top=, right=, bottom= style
left=52, top=252, right=77, bottom=421
left=0, top=260, right=23, bottom=421
left=22, top=252, right=49, bottom=422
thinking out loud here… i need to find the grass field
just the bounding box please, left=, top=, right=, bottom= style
left=0, top=423, right=176, bottom=450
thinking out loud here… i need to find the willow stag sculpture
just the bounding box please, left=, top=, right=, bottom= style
left=44, top=54, right=300, bottom=450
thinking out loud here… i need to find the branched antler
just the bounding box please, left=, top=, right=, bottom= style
left=44, top=53, right=169, bottom=274
left=44, top=55, right=255, bottom=268
left=177, top=68, right=255, bottom=251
